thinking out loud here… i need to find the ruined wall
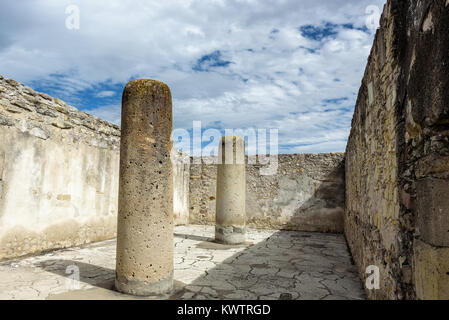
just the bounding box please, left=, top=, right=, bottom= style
left=0, top=76, right=120, bottom=260
left=0, top=76, right=190, bottom=260
left=345, top=0, right=449, bottom=300
left=190, top=153, right=345, bottom=233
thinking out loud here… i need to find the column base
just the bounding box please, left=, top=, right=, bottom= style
left=115, top=272, right=173, bottom=296
left=215, top=225, right=246, bottom=245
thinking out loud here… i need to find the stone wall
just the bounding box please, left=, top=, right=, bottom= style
left=0, top=76, right=120, bottom=260
left=345, top=0, right=449, bottom=300
left=0, top=76, right=190, bottom=260
left=190, top=153, right=345, bottom=233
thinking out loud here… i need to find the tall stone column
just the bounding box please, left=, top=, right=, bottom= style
left=215, top=136, right=246, bottom=245
left=115, top=79, right=174, bottom=296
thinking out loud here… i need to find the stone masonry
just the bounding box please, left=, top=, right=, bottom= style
left=1, top=0, right=448, bottom=301
left=0, top=76, right=121, bottom=260
left=190, top=153, right=345, bottom=233
left=345, top=0, right=449, bottom=300
left=0, top=76, right=190, bottom=261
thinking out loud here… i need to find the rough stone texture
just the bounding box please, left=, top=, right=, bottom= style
left=345, top=0, right=449, bottom=300
left=416, top=178, right=449, bottom=247
left=0, top=76, right=121, bottom=261
left=413, top=239, right=449, bottom=300
left=215, top=136, right=246, bottom=245
left=0, top=225, right=365, bottom=300
left=115, top=79, right=174, bottom=295
left=190, top=153, right=345, bottom=233
left=0, top=76, right=190, bottom=261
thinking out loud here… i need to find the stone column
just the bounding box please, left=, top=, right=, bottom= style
left=215, top=136, right=246, bottom=244
left=115, top=79, right=174, bottom=296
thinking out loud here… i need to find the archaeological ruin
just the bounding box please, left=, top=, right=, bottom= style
left=215, top=136, right=247, bottom=245
left=115, top=79, right=175, bottom=295
left=0, top=0, right=448, bottom=300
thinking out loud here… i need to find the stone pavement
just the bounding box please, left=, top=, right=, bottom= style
left=0, top=225, right=365, bottom=300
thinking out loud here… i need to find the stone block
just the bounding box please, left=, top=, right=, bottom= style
left=12, top=100, right=33, bottom=112
left=416, top=155, right=449, bottom=180
left=37, top=92, right=52, bottom=101
left=6, top=79, right=19, bottom=87
left=416, top=178, right=449, bottom=247
left=51, top=120, right=73, bottom=129
left=413, top=239, right=449, bottom=300
left=0, top=114, right=14, bottom=126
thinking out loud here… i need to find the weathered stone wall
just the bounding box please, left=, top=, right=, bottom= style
left=0, top=76, right=120, bottom=260
left=190, top=153, right=345, bottom=233
left=0, top=76, right=190, bottom=260
left=345, top=0, right=449, bottom=300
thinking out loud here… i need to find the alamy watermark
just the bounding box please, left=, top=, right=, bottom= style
left=365, top=5, right=381, bottom=32
left=65, top=264, right=80, bottom=290
left=365, top=265, right=380, bottom=290
left=172, top=121, right=279, bottom=175
left=65, top=5, right=80, bottom=30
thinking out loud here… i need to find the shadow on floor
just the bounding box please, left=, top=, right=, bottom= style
left=170, top=229, right=365, bottom=300
left=35, top=259, right=115, bottom=290
left=33, top=227, right=364, bottom=300
left=174, top=233, right=212, bottom=242
left=34, top=259, right=185, bottom=300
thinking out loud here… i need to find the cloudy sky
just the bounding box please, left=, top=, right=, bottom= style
left=0, top=0, right=385, bottom=154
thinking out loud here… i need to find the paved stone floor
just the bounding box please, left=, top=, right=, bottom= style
left=0, top=225, right=365, bottom=300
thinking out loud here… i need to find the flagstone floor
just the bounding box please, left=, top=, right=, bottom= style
left=0, top=225, right=365, bottom=300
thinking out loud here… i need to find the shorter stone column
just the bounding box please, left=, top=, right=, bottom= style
left=215, top=136, right=246, bottom=244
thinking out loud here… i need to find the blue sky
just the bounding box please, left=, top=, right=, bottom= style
left=0, top=0, right=386, bottom=154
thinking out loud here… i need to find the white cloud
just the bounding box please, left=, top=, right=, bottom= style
left=89, top=104, right=121, bottom=125
left=96, top=90, right=116, bottom=98
left=0, top=0, right=387, bottom=153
